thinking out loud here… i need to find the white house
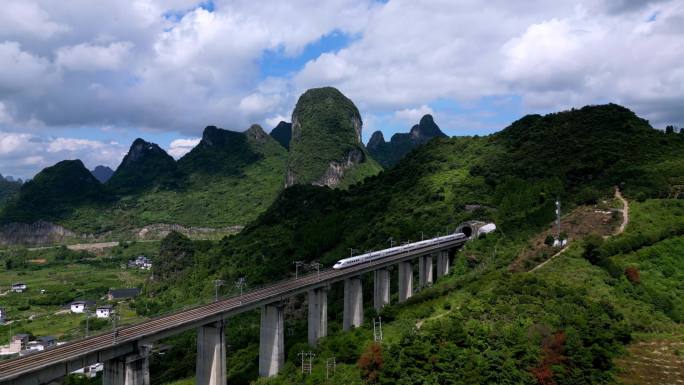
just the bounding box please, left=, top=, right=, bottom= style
left=95, top=305, right=113, bottom=319
left=11, top=283, right=27, bottom=293
left=70, top=300, right=94, bottom=314
left=128, top=255, right=152, bottom=270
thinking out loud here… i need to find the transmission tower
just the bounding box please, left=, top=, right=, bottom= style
left=326, top=357, right=336, bottom=379
left=298, top=351, right=315, bottom=374
left=555, top=199, right=561, bottom=241
left=373, top=317, right=383, bottom=342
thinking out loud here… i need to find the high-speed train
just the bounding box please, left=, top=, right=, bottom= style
left=333, top=232, right=467, bottom=270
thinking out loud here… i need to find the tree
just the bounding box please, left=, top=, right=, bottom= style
left=358, top=343, right=384, bottom=383
left=624, top=266, right=641, bottom=284
left=665, top=125, right=675, bottom=134
left=582, top=233, right=604, bottom=265
left=544, top=235, right=555, bottom=246
left=154, top=231, right=195, bottom=279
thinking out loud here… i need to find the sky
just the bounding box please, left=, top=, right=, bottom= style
left=0, top=0, right=683, bottom=179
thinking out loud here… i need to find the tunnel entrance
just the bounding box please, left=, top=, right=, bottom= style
left=461, top=226, right=473, bottom=238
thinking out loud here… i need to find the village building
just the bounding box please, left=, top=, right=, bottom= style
left=107, top=288, right=141, bottom=301
left=127, top=255, right=152, bottom=270
left=70, top=300, right=95, bottom=314
left=11, top=283, right=27, bottom=293
left=0, top=334, right=29, bottom=356
left=96, top=305, right=113, bottom=318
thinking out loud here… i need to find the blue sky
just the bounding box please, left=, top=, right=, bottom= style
left=0, top=0, right=681, bottom=179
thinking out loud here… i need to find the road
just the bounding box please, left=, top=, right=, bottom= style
left=0, top=236, right=466, bottom=383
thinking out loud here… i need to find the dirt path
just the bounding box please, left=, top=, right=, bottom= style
left=529, top=245, right=570, bottom=273
left=614, top=187, right=630, bottom=235
left=530, top=187, right=629, bottom=273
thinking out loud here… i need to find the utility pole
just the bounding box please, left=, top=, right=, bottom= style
left=85, top=311, right=90, bottom=337
left=388, top=237, right=395, bottom=248
left=214, top=279, right=225, bottom=302
left=235, top=277, right=246, bottom=298
left=293, top=261, right=305, bottom=278
left=349, top=248, right=358, bottom=258
left=310, top=262, right=321, bottom=280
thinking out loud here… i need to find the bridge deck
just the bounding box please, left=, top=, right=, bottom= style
left=0, top=236, right=465, bottom=382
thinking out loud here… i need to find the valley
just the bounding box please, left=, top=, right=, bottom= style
left=0, top=95, right=682, bottom=385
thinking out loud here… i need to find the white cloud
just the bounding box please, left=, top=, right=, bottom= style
left=0, top=1, right=68, bottom=39
left=167, top=138, right=200, bottom=159
left=0, top=132, right=127, bottom=179
left=0, top=42, right=57, bottom=95
left=394, top=105, right=434, bottom=123
left=56, top=42, right=134, bottom=71
left=265, top=114, right=289, bottom=129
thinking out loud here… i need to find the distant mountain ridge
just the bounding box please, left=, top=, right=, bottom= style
left=90, top=165, right=114, bottom=183
left=0, top=174, right=23, bottom=206
left=107, top=138, right=182, bottom=195
left=367, top=114, right=448, bottom=168
left=270, top=121, right=292, bottom=150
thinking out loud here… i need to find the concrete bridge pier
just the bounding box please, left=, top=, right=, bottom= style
left=343, top=277, right=363, bottom=331
left=436, top=250, right=450, bottom=279
left=398, top=261, right=413, bottom=302
left=259, top=303, right=284, bottom=377
left=103, top=346, right=150, bottom=385
left=308, top=287, right=327, bottom=346
left=196, top=320, right=226, bottom=385
left=373, top=268, right=391, bottom=311
left=419, top=254, right=434, bottom=288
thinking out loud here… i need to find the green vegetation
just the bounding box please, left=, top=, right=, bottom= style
left=107, top=139, right=183, bottom=195
left=0, top=241, right=155, bottom=343
left=269, top=121, right=292, bottom=150
left=0, top=160, right=110, bottom=223
left=1, top=104, right=682, bottom=385
left=0, top=177, right=20, bottom=206
left=131, top=104, right=684, bottom=384
left=287, top=87, right=382, bottom=186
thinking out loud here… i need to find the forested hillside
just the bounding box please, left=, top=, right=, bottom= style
left=0, top=126, right=289, bottom=235
left=134, top=104, right=684, bottom=384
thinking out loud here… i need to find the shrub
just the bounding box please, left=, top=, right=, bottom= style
left=624, top=266, right=641, bottom=284
left=358, top=343, right=383, bottom=383
left=544, top=235, right=555, bottom=246
left=583, top=233, right=605, bottom=265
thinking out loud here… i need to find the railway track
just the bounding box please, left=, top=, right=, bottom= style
left=0, top=237, right=466, bottom=382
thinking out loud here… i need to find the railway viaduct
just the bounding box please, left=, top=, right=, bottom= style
left=0, top=222, right=490, bottom=385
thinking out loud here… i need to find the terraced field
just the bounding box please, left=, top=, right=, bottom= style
left=616, top=337, right=684, bottom=385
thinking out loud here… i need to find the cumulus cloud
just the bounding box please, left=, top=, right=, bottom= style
left=167, top=138, right=200, bottom=159
left=56, top=42, right=134, bottom=71
left=394, top=105, right=434, bottom=123
left=0, top=132, right=127, bottom=179
left=0, top=1, right=68, bottom=39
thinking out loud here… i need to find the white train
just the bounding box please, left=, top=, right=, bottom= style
left=333, top=232, right=467, bottom=270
